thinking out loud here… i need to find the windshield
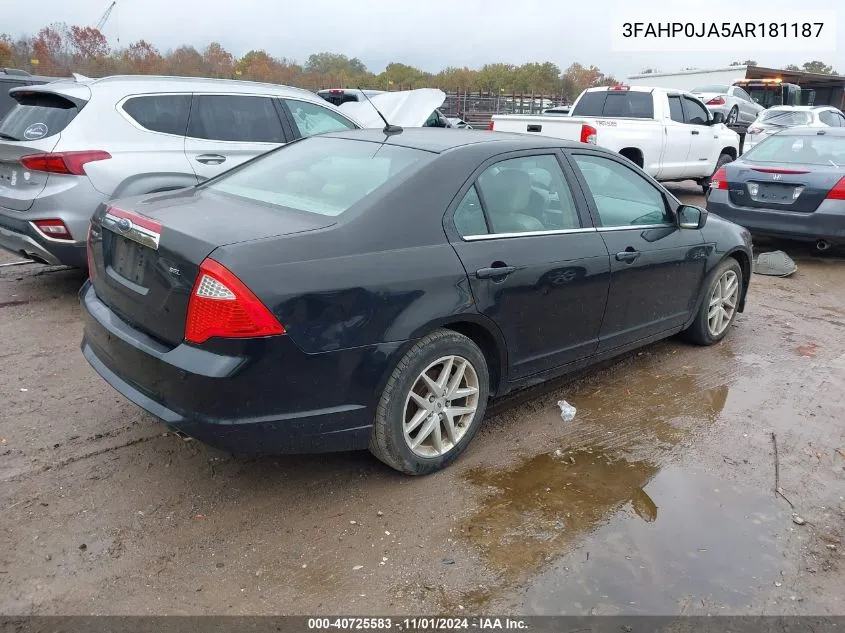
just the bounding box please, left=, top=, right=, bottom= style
left=758, top=110, right=813, bottom=126
left=742, top=134, right=845, bottom=166
left=206, top=137, right=430, bottom=216
left=744, top=86, right=786, bottom=107
left=693, top=85, right=729, bottom=94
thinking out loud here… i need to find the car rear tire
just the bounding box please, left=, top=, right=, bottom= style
left=683, top=258, right=743, bottom=346
left=369, top=329, right=490, bottom=475
left=701, top=153, right=734, bottom=194
left=727, top=106, right=739, bottom=125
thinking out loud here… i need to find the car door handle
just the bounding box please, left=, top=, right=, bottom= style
left=691, top=130, right=700, bottom=135
left=615, top=249, right=640, bottom=263
left=476, top=265, right=516, bottom=279
left=195, top=154, right=227, bottom=165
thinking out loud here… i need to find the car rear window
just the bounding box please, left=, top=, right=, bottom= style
left=759, top=110, right=812, bottom=126
left=0, top=92, right=81, bottom=141
left=571, top=90, right=654, bottom=118
left=742, top=134, right=845, bottom=166
left=205, top=136, right=430, bottom=216
left=122, top=95, right=191, bottom=136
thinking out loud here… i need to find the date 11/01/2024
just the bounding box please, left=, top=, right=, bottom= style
left=622, top=22, right=824, bottom=38
left=307, top=618, right=529, bottom=631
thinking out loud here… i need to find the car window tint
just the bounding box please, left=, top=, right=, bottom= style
left=188, top=95, right=284, bottom=143
left=285, top=99, right=356, bottom=137
left=0, top=92, right=79, bottom=141
left=474, top=155, right=580, bottom=235
left=734, top=87, right=752, bottom=102
left=743, top=134, right=845, bottom=165
left=668, top=96, right=684, bottom=123
left=818, top=111, right=838, bottom=127
left=453, top=186, right=488, bottom=237
left=122, top=95, right=190, bottom=135
left=682, top=97, right=710, bottom=125
left=206, top=136, right=428, bottom=217
left=836, top=113, right=845, bottom=127
left=573, top=154, right=670, bottom=227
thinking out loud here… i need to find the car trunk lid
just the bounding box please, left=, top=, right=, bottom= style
left=89, top=188, right=336, bottom=347
left=726, top=161, right=844, bottom=213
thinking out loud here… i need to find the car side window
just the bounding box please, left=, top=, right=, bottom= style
left=818, top=111, right=838, bottom=127
left=682, top=97, right=710, bottom=126
left=284, top=99, right=357, bottom=137
left=188, top=95, right=285, bottom=143
left=667, top=96, right=684, bottom=123
left=471, top=155, right=581, bottom=235
left=572, top=154, right=671, bottom=228
left=453, top=186, right=488, bottom=237
left=122, top=95, right=191, bottom=135
left=734, top=87, right=752, bottom=102
left=836, top=112, right=845, bottom=127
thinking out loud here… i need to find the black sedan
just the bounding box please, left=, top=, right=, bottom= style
left=80, top=129, right=752, bottom=475
left=707, top=127, right=845, bottom=252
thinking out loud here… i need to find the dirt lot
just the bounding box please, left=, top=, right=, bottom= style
left=1, top=185, right=844, bottom=615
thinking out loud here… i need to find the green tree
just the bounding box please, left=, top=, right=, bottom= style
left=801, top=60, right=836, bottom=74
left=304, top=52, right=368, bottom=75
left=202, top=42, right=234, bottom=78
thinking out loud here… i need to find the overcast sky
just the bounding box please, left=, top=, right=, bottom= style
left=4, top=0, right=841, bottom=79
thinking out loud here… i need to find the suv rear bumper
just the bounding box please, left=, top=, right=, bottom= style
left=0, top=212, right=86, bottom=266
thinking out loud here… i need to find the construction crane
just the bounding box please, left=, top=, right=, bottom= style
left=96, top=1, right=117, bottom=31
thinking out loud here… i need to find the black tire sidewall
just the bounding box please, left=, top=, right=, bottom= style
left=375, top=331, right=490, bottom=474
left=695, top=259, right=743, bottom=344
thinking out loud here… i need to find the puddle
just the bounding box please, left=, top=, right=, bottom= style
left=458, top=450, right=786, bottom=614
left=520, top=467, right=787, bottom=614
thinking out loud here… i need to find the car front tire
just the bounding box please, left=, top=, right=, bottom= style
left=683, top=258, right=744, bottom=346
left=369, top=329, right=490, bottom=475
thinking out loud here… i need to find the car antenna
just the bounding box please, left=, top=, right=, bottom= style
left=358, top=86, right=403, bottom=136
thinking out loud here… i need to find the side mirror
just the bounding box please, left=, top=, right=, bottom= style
left=712, top=111, right=725, bottom=125
left=678, top=204, right=708, bottom=229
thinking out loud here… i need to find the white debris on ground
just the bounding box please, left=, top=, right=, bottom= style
left=557, top=400, right=577, bottom=422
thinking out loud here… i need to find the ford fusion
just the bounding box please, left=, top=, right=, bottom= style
left=81, top=129, right=752, bottom=474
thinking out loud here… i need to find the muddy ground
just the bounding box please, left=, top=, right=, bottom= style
left=1, top=186, right=843, bottom=615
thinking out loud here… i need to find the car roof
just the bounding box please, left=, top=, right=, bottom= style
left=321, top=127, right=586, bottom=154
left=767, top=105, right=833, bottom=111
left=771, top=126, right=845, bottom=136
left=15, top=74, right=325, bottom=102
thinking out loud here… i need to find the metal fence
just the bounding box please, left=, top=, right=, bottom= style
left=439, top=91, right=567, bottom=127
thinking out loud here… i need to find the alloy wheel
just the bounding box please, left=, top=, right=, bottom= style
left=708, top=269, right=739, bottom=337
left=402, top=355, right=480, bottom=458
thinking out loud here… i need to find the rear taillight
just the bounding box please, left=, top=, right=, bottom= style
left=610, top=84, right=630, bottom=91
left=707, top=96, right=726, bottom=105
left=487, top=120, right=494, bottom=131
left=826, top=175, right=845, bottom=200
left=32, top=219, right=73, bottom=241
left=20, top=151, right=111, bottom=176
left=185, top=258, right=285, bottom=344
left=580, top=124, right=597, bottom=144
left=710, top=167, right=728, bottom=190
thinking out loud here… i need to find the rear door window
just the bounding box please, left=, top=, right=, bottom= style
left=0, top=92, right=81, bottom=141
left=818, top=111, right=839, bottom=127
left=122, top=94, right=191, bottom=135
left=187, top=95, right=285, bottom=143
left=283, top=99, right=357, bottom=137
left=667, top=96, right=684, bottom=123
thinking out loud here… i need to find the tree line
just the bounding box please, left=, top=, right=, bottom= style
left=639, top=59, right=838, bottom=75
left=0, top=23, right=620, bottom=102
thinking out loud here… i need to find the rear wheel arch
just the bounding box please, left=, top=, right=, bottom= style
left=619, top=147, right=644, bottom=168
left=726, top=249, right=751, bottom=311
left=110, top=173, right=198, bottom=199
left=720, top=147, right=737, bottom=161
left=440, top=319, right=505, bottom=396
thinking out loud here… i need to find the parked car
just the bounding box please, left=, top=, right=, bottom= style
left=445, top=116, right=473, bottom=129
left=706, top=127, right=845, bottom=251
left=316, top=88, right=386, bottom=106
left=81, top=128, right=752, bottom=475
left=0, top=68, right=63, bottom=120
left=691, top=84, right=763, bottom=126
left=490, top=85, right=740, bottom=193
left=0, top=75, right=438, bottom=268
left=744, top=106, right=845, bottom=152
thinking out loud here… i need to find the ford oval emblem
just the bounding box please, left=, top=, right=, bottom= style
left=116, top=218, right=133, bottom=232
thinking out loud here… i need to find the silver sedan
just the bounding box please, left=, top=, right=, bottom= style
left=692, top=84, right=764, bottom=126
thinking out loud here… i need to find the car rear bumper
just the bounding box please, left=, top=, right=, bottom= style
left=706, top=190, right=845, bottom=243
left=79, top=281, right=402, bottom=454
left=0, top=212, right=86, bottom=266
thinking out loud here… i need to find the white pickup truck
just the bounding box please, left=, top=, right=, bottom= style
left=490, top=86, right=740, bottom=192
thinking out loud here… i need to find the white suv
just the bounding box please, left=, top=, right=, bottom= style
left=0, top=75, right=366, bottom=267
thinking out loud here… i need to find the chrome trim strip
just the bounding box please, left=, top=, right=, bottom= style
left=102, top=213, right=160, bottom=250
left=597, top=224, right=675, bottom=232
left=462, top=227, right=597, bottom=241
